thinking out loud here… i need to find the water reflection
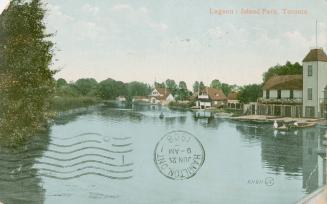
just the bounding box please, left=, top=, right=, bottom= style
left=0, top=131, right=50, bottom=204
left=0, top=105, right=326, bottom=203
left=235, top=123, right=326, bottom=193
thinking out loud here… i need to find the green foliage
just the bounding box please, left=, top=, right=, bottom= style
left=165, top=79, right=177, bottom=95
left=263, top=61, right=303, bottom=82
left=56, top=78, right=67, bottom=87
left=154, top=82, right=165, bottom=88
left=127, top=81, right=151, bottom=97
left=175, top=81, right=190, bottom=101
left=238, top=84, right=262, bottom=103
left=50, top=96, right=99, bottom=112
left=193, top=81, right=199, bottom=93
left=192, top=81, right=205, bottom=93
left=210, top=79, right=221, bottom=89
left=74, top=78, right=98, bottom=96
left=0, top=0, right=55, bottom=146
left=97, top=78, right=127, bottom=100
left=210, top=79, right=237, bottom=96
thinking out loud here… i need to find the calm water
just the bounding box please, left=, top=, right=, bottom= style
left=0, top=104, right=326, bottom=204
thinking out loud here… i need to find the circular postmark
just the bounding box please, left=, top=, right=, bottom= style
left=154, top=130, right=205, bottom=180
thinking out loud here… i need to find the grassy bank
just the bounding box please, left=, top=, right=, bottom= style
left=168, top=101, right=194, bottom=110
left=50, top=96, right=101, bottom=112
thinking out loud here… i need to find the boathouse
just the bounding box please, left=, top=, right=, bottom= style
left=257, top=48, right=327, bottom=118
left=257, top=75, right=303, bottom=117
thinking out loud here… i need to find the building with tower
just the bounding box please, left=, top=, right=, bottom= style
left=302, top=48, right=327, bottom=118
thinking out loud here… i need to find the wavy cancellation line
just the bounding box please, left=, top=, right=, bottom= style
left=0, top=153, right=116, bottom=163
left=0, top=160, right=134, bottom=169
left=0, top=166, right=133, bottom=176
left=0, top=172, right=133, bottom=182
left=51, top=132, right=103, bottom=140
left=0, top=146, right=133, bottom=156
left=51, top=132, right=132, bottom=141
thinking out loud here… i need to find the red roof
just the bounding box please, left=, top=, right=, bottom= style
left=200, top=87, right=227, bottom=101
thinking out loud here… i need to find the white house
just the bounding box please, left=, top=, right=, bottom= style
left=149, top=87, right=175, bottom=105
left=196, top=87, right=227, bottom=109
left=302, top=48, right=327, bottom=118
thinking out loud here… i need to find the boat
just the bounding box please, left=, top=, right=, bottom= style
left=293, top=122, right=317, bottom=129
left=273, top=120, right=289, bottom=131
left=159, top=112, right=164, bottom=119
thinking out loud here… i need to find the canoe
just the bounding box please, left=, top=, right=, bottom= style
left=295, top=123, right=316, bottom=128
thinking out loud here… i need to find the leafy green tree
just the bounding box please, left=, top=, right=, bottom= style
left=0, top=0, right=55, bottom=146
left=165, top=79, right=177, bottom=95
left=97, top=78, right=127, bottom=100
left=210, top=79, right=221, bottom=89
left=176, top=81, right=189, bottom=100
left=263, top=61, right=302, bottom=82
left=154, top=82, right=165, bottom=88
left=221, top=83, right=236, bottom=96
left=199, top=81, right=205, bottom=91
left=127, top=81, right=151, bottom=97
left=193, top=81, right=205, bottom=93
left=193, top=81, right=200, bottom=93
left=238, top=84, right=262, bottom=103
left=56, top=78, right=67, bottom=87
left=74, top=78, right=98, bottom=96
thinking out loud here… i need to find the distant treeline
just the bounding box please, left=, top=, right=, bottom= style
left=55, top=78, right=152, bottom=100
left=58, top=60, right=303, bottom=105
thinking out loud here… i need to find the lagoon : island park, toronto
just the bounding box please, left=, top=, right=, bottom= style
left=210, top=8, right=308, bottom=16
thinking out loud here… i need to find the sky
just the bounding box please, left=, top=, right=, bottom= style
left=0, top=0, right=10, bottom=14
left=40, top=0, right=327, bottom=87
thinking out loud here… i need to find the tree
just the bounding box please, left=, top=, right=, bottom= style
left=74, top=78, right=98, bottom=96
left=220, top=83, right=235, bottom=96
left=210, top=79, right=221, bottom=89
left=56, top=78, right=67, bottom=87
left=154, top=82, right=165, bottom=88
left=193, top=81, right=205, bottom=93
left=238, top=84, right=262, bottom=103
left=126, top=81, right=151, bottom=97
left=165, top=79, right=177, bottom=95
left=176, top=81, right=189, bottom=101
left=263, top=61, right=302, bottom=82
left=0, top=0, right=55, bottom=146
left=97, top=78, right=127, bottom=100
left=193, top=81, right=200, bottom=93
left=199, top=81, right=205, bottom=91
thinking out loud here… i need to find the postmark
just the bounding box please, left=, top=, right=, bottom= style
left=154, top=130, right=205, bottom=180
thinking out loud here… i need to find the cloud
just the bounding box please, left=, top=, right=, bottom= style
left=110, top=4, right=168, bottom=32
left=81, top=3, right=99, bottom=15
left=112, top=4, right=132, bottom=11
left=283, top=30, right=311, bottom=48
left=46, top=4, right=75, bottom=28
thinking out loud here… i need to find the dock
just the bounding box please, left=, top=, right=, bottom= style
left=296, top=186, right=327, bottom=204
left=232, top=115, right=322, bottom=124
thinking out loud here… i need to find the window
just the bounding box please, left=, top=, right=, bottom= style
left=277, top=90, right=281, bottom=99
left=308, top=88, right=312, bottom=100
left=266, top=90, right=270, bottom=99
left=290, top=90, right=294, bottom=99
left=308, top=65, right=313, bottom=76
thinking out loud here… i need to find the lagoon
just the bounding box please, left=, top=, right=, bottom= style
left=0, top=104, right=326, bottom=204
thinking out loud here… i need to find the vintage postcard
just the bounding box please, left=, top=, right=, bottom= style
left=0, top=0, right=327, bottom=203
